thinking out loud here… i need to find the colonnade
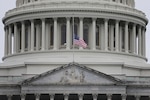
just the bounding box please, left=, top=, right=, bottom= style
left=4, top=17, right=146, bottom=57
left=1, top=93, right=150, bottom=100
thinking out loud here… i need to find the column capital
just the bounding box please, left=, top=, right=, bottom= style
left=133, top=23, right=136, bottom=26
left=64, top=94, right=69, bottom=100
left=138, top=25, right=142, bottom=29
left=41, top=18, right=45, bottom=21
left=92, top=18, right=97, bottom=21
left=21, top=94, right=26, bottom=98
left=21, top=20, right=25, bottom=23
left=125, top=21, right=129, bottom=24
left=53, top=17, right=57, bottom=20
left=30, top=19, right=34, bottom=22
left=92, top=94, right=98, bottom=99
left=78, top=94, right=83, bottom=98
left=104, top=18, right=109, bottom=22
left=14, top=22, right=17, bottom=25
left=107, top=94, right=112, bottom=99
left=79, top=17, right=84, bottom=20
left=135, top=95, right=140, bottom=100
left=50, top=94, right=55, bottom=99
left=64, top=93, right=69, bottom=96
left=66, top=17, right=71, bottom=20
left=121, top=94, right=127, bottom=99
left=115, top=20, right=120, bottom=22
left=35, top=93, right=40, bottom=98
left=7, top=94, right=12, bottom=98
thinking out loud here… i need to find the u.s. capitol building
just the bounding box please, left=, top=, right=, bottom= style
left=0, top=0, right=150, bottom=100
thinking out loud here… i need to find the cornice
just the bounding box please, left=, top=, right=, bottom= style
left=3, top=9, right=147, bottom=27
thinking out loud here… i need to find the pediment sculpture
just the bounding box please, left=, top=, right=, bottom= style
left=60, top=67, right=85, bottom=84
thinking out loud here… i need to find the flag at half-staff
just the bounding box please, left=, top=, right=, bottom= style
left=73, top=34, right=87, bottom=48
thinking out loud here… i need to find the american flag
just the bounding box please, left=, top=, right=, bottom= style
left=74, top=34, right=87, bottom=48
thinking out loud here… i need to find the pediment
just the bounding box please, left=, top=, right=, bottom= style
left=22, top=63, right=123, bottom=85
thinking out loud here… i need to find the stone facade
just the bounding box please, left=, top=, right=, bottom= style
left=0, top=0, right=150, bottom=100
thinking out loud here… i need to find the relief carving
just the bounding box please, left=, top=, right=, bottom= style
left=60, top=68, right=85, bottom=84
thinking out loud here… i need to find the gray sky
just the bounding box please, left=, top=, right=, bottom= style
left=0, top=0, right=150, bottom=63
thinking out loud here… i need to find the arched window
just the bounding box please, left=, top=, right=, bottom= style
left=61, top=24, right=66, bottom=45
left=83, top=24, right=89, bottom=45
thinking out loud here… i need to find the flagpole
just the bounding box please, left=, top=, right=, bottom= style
left=72, top=14, right=75, bottom=63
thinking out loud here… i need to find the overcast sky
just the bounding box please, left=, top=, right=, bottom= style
left=0, top=0, right=150, bottom=63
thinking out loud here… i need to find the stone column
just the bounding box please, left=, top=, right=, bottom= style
left=78, top=94, right=83, bottom=100
left=21, top=94, right=26, bottom=100
left=138, top=26, right=142, bottom=56
left=50, top=94, right=55, bottom=100
left=21, top=21, right=25, bottom=52
left=122, top=0, right=126, bottom=4
left=35, top=94, right=40, bottom=100
left=79, top=17, right=84, bottom=50
left=53, top=18, right=58, bottom=50
left=13, top=23, right=17, bottom=54
left=7, top=95, right=12, bottom=100
left=125, top=22, right=129, bottom=53
left=36, top=24, right=40, bottom=51
left=41, top=18, right=46, bottom=51
left=100, top=23, right=104, bottom=50
left=121, top=94, right=126, bottom=100
left=28, top=26, right=31, bottom=51
left=115, top=20, right=119, bottom=52
left=104, top=19, right=109, bottom=51
left=31, top=19, right=35, bottom=51
left=4, top=27, right=8, bottom=56
left=107, top=94, right=112, bottom=100
left=66, top=17, right=71, bottom=50
left=45, top=23, right=50, bottom=50
left=92, top=18, right=96, bottom=50
left=119, top=26, right=122, bottom=51
left=132, top=23, right=136, bottom=54
left=142, top=28, right=146, bottom=56
left=93, top=94, right=98, bottom=100
left=110, top=24, right=114, bottom=51
left=135, top=96, right=140, bottom=100
left=8, top=25, right=12, bottom=55
left=64, top=94, right=69, bottom=100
